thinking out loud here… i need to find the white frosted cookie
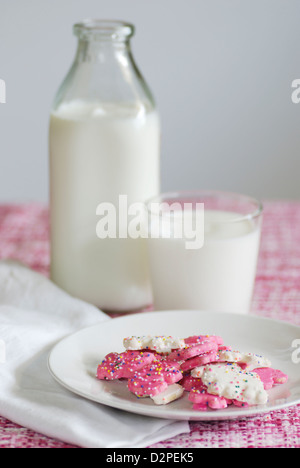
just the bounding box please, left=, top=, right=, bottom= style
left=123, top=335, right=185, bottom=354
left=198, top=363, right=268, bottom=406
left=151, top=384, right=184, bottom=405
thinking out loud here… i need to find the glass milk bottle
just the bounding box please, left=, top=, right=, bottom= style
left=49, top=20, right=160, bottom=312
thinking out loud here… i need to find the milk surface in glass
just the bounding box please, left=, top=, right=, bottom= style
left=147, top=209, right=261, bottom=314
left=49, top=100, right=160, bottom=311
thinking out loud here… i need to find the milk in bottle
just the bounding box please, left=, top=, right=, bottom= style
left=49, top=21, right=160, bottom=311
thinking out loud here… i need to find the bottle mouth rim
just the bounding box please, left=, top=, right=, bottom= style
left=73, top=19, right=135, bottom=40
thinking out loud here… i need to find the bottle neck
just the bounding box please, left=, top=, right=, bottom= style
left=75, top=37, right=131, bottom=64
left=73, top=20, right=134, bottom=64
left=52, top=21, right=155, bottom=112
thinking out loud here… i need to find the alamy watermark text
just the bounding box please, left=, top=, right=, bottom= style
left=96, top=195, right=204, bottom=250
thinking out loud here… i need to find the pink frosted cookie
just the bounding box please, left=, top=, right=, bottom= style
left=167, top=341, right=218, bottom=362
left=253, top=367, right=288, bottom=390
left=180, top=350, right=219, bottom=372
left=97, top=350, right=155, bottom=380
left=162, top=357, right=182, bottom=369
left=143, top=351, right=164, bottom=362
left=185, top=335, right=224, bottom=346
left=272, top=369, right=289, bottom=384
left=137, top=361, right=183, bottom=384
left=232, top=399, right=249, bottom=408
left=128, top=360, right=183, bottom=397
left=181, top=375, right=206, bottom=392
left=128, top=376, right=168, bottom=397
left=218, top=345, right=232, bottom=352
left=189, top=388, right=231, bottom=411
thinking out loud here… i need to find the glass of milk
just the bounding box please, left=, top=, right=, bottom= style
left=145, top=190, right=263, bottom=314
left=49, top=20, right=160, bottom=312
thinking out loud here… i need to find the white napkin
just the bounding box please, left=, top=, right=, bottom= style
left=0, top=260, right=189, bottom=448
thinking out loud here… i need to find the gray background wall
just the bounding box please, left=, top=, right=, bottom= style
left=0, top=0, right=299, bottom=203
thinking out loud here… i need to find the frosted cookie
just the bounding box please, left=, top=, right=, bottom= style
left=199, top=362, right=269, bottom=406
left=96, top=350, right=155, bottom=380
left=232, top=399, right=249, bottom=408
left=218, top=345, right=232, bottom=352
left=188, top=388, right=231, bottom=411
left=238, top=352, right=272, bottom=370
left=123, top=335, right=185, bottom=354
left=184, top=335, right=224, bottom=346
left=253, top=367, right=288, bottom=390
left=181, top=375, right=206, bottom=392
left=180, top=350, right=219, bottom=372
left=216, top=349, right=243, bottom=364
left=135, top=361, right=183, bottom=384
left=151, top=384, right=184, bottom=405
left=128, top=360, right=183, bottom=398
left=215, top=349, right=272, bottom=370
left=272, top=368, right=288, bottom=384
left=162, top=358, right=182, bottom=369
left=128, top=376, right=168, bottom=397
left=167, top=341, right=218, bottom=362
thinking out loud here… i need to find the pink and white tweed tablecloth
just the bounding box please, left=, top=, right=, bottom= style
left=0, top=201, right=299, bottom=448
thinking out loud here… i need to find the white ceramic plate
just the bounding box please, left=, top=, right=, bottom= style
left=48, top=310, right=300, bottom=421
